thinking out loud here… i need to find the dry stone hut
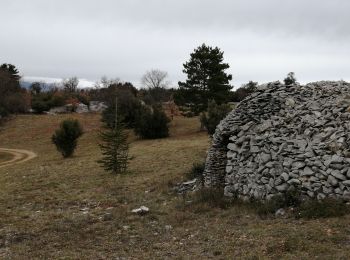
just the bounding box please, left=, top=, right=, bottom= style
left=203, top=81, right=350, bottom=201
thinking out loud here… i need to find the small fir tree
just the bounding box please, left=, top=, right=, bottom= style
left=52, top=119, right=83, bottom=158
left=98, top=97, right=129, bottom=174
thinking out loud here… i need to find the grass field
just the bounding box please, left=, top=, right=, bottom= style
left=1, top=114, right=350, bottom=259
left=0, top=152, right=13, bottom=164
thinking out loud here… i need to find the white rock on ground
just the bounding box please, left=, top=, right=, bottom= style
left=131, top=206, right=149, bottom=215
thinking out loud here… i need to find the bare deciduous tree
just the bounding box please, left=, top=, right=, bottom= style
left=98, top=76, right=120, bottom=88
left=141, top=69, right=169, bottom=89
left=62, top=77, right=79, bottom=92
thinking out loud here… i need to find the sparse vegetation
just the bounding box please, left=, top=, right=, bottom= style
left=185, top=161, right=205, bottom=181
left=251, top=189, right=302, bottom=217
left=284, top=72, right=297, bottom=85
left=297, top=198, right=350, bottom=219
left=193, top=187, right=232, bottom=209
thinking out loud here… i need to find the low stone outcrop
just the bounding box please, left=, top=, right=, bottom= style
left=48, top=106, right=69, bottom=114
left=204, top=81, right=350, bottom=201
left=89, top=101, right=107, bottom=112
left=76, top=103, right=89, bottom=113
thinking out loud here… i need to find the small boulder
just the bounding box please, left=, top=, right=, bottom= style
left=131, top=206, right=149, bottom=215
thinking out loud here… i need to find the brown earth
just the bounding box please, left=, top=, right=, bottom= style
left=0, top=114, right=350, bottom=259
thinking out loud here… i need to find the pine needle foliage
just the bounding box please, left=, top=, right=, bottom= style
left=98, top=122, right=129, bottom=174
left=52, top=119, right=83, bottom=158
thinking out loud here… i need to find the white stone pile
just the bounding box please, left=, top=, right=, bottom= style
left=204, top=81, right=350, bottom=200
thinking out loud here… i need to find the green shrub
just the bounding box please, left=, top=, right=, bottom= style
left=200, top=100, right=231, bottom=135
left=253, top=195, right=286, bottom=216
left=297, top=198, right=349, bottom=219
left=185, top=162, right=205, bottom=181
left=253, top=189, right=349, bottom=219
left=193, top=188, right=232, bottom=209
left=32, top=93, right=65, bottom=113
left=75, top=93, right=90, bottom=105
left=31, top=96, right=51, bottom=113
left=230, top=81, right=258, bottom=102
left=50, top=94, right=66, bottom=107
left=102, top=97, right=142, bottom=129
left=254, top=189, right=302, bottom=217
left=52, top=119, right=83, bottom=158
left=0, top=106, right=9, bottom=118
left=134, top=105, right=170, bottom=139
left=284, top=72, right=297, bottom=85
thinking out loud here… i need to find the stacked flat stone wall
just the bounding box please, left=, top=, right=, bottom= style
left=204, top=81, right=350, bottom=200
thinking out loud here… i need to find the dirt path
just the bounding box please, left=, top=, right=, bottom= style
left=0, top=148, right=37, bottom=168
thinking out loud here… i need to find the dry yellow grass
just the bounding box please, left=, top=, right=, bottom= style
left=0, top=152, right=13, bottom=163
left=1, top=114, right=350, bottom=259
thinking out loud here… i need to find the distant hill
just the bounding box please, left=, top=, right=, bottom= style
left=19, top=81, right=32, bottom=89
left=20, top=81, right=58, bottom=90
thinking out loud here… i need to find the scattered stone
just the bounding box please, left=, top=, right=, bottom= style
left=275, top=208, right=286, bottom=217
left=276, top=183, right=289, bottom=192
left=288, top=179, right=301, bottom=185
left=281, top=172, right=289, bottom=182
left=173, top=178, right=201, bottom=194
left=102, top=213, right=113, bottom=221
left=302, top=167, right=314, bottom=176
left=327, top=175, right=338, bottom=186
left=131, top=206, right=149, bottom=215
left=76, top=103, right=89, bottom=113
left=285, top=98, right=295, bottom=107
left=292, top=161, right=306, bottom=169
left=331, top=171, right=346, bottom=181
left=165, top=225, right=173, bottom=231
left=89, top=101, right=107, bottom=112
left=48, top=106, right=69, bottom=114
left=343, top=180, right=350, bottom=186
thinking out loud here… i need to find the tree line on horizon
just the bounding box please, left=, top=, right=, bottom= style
left=1, top=44, right=298, bottom=174
left=0, top=43, right=297, bottom=132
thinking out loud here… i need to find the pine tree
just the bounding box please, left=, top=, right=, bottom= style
left=52, top=119, right=83, bottom=158
left=0, top=63, right=28, bottom=116
left=98, top=97, right=129, bottom=174
left=178, top=44, right=232, bottom=114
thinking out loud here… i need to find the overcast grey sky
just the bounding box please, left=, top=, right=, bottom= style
left=1, top=0, right=350, bottom=88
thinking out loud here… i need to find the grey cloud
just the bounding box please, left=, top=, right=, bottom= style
left=3, top=0, right=350, bottom=38
left=1, top=0, right=350, bottom=87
